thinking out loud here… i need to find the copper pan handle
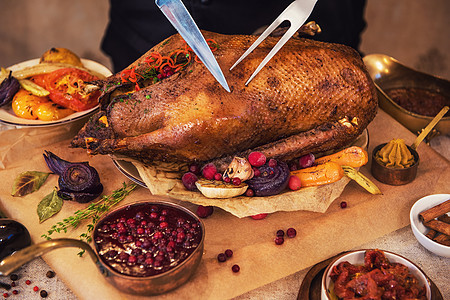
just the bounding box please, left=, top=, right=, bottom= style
left=0, top=238, right=98, bottom=276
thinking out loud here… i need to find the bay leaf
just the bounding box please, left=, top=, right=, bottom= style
left=37, top=188, right=63, bottom=223
left=11, top=171, right=50, bottom=197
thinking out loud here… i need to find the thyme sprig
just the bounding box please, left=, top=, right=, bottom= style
left=41, top=182, right=138, bottom=255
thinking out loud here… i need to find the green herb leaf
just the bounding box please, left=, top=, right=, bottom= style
left=11, top=171, right=50, bottom=197
left=37, top=188, right=63, bottom=223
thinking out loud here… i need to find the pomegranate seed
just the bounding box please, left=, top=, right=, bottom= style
left=299, top=153, right=315, bottom=168
left=182, top=172, right=198, bottom=191
left=26, top=280, right=31, bottom=285
left=232, top=264, right=240, bottom=273
left=276, top=230, right=285, bottom=237
left=202, top=163, right=217, bottom=180
left=275, top=236, right=284, bottom=245
left=287, top=228, right=297, bottom=238
left=225, top=249, right=233, bottom=258
left=250, top=213, right=268, bottom=220
left=33, top=286, right=39, bottom=292
left=248, top=151, right=266, bottom=167
left=245, top=188, right=254, bottom=197
left=232, top=177, right=241, bottom=185
left=340, top=201, right=347, bottom=208
left=268, top=159, right=277, bottom=167
left=288, top=175, right=302, bottom=191
left=214, top=173, right=222, bottom=181
left=217, top=253, right=227, bottom=262
left=196, top=205, right=213, bottom=218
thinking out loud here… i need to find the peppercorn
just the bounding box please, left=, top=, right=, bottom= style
left=46, top=270, right=55, bottom=278
left=9, top=274, right=18, bottom=281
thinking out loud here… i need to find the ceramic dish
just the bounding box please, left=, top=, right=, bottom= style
left=112, top=129, right=369, bottom=188
left=363, top=54, right=450, bottom=138
left=410, top=194, right=450, bottom=258
left=0, top=58, right=112, bottom=127
left=321, top=249, right=431, bottom=300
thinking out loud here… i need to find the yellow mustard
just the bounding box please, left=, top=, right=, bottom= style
left=375, top=139, right=415, bottom=168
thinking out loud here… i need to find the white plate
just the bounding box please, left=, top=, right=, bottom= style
left=410, top=194, right=450, bottom=258
left=0, top=58, right=112, bottom=127
left=112, top=129, right=369, bottom=188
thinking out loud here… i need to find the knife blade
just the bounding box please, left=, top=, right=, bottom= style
left=155, top=0, right=230, bottom=92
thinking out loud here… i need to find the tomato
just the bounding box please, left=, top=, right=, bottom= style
left=31, top=68, right=100, bottom=112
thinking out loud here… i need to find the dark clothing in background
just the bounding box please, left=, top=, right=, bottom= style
left=102, top=0, right=367, bottom=73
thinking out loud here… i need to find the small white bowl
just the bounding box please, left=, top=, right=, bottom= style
left=321, top=250, right=431, bottom=300
left=410, top=194, right=450, bottom=258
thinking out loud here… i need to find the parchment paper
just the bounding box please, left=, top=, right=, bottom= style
left=0, top=109, right=448, bottom=300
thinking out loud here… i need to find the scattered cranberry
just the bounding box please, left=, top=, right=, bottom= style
left=232, top=264, right=240, bottom=273
left=217, top=253, right=227, bottom=262
left=189, top=163, right=201, bottom=174
left=248, top=151, right=266, bottom=167
left=202, top=163, right=217, bottom=180
left=287, top=228, right=297, bottom=238
left=253, top=168, right=261, bottom=177
left=298, top=153, right=315, bottom=168
left=182, top=172, right=198, bottom=191
left=268, top=159, right=278, bottom=167
left=275, top=236, right=284, bottom=245
left=12, top=290, right=18, bottom=295
left=250, top=213, right=268, bottom=220
left=245, top=188, right=254, bottom=197
left=3, top=292, right=9, bottom=298
left=214, top=173, right=222, bottom=181
left=223, top=176, right=231, bottom=183
left=25, top=280, right=31, bottom=285
left=340, top=201, right=347, bottom=209
left=33, top=286, right=39, bottom=292
left=40, top=290, right=48, bottom=298
left=232, top=177, right=241, bottom=186
left=196, top=205, right=213, bottom=218
left=276, top=230, right=285, bottom=237
left=225, top=249, right=233, bottom=258
left=288, top=175, right=302, bottom=191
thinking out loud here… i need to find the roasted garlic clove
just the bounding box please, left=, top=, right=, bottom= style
left=224, top=156, right=254, bottom=181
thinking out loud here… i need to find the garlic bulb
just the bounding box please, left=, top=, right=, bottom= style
left=223, top=156, right=254, bottom=181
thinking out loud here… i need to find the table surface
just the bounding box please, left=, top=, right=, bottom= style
left=0, top=125, right=448, bottom=300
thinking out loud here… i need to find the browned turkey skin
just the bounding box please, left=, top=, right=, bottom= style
left=71, top=31, right=377, bottom=167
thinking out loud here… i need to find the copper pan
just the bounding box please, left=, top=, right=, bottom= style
left=363, top=54, right=450, bottom=139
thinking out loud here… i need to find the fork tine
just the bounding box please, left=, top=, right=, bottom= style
left=229, top=0, right=299, bottom=71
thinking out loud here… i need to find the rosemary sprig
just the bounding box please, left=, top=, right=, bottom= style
left=41, top=182, right=138, bottom=255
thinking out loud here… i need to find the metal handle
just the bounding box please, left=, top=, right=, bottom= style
left=0, top=238, right=98, bottom=276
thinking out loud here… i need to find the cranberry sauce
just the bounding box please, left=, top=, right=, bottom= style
left=94, top=202, right=203, bottom=277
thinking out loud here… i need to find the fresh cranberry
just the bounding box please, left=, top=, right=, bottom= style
left=196, top=205, right=213, bottom=218
left=276, top=230, right=285, bottom=237
left=288, top=175, right=302, bottom=191
left=287, top=228, right=297, bottom=238
left=245, top=188, right=254, bottom=197
left=159, top=221, right=168, bottom=229
left=275, top=236, right=284, bottom=245
left=268, top=159, right=277, bottom=167
left=202, top=163, right=217, bottom=180
left=253, top=168, right=261, bottom=177
left=298, top=153, right=315, bottom=168
left=223, top=176, right=231, bottom=183
left=182, top=172, right=198, bottom=191
left=3, top=292, right=9, bottom=298
left=340, top=201, right=347, bottom=208
left=145, top=257, right=154, bottom=266
left=250, top=213, right=268, bottom=220
left=150, top=212, right=158, bottom=219
left=33, top=286, right=39, bottom=292
left=12, top=290, right=18, bottom=295
left=189, top=163, right=201, bottom=174
left=225, top=249, right=233, bottom=258
left=214, top=172, right=223, bottom=181
left=25, top=280, right=31, bottom=285
left=232, top=264, right=240, bottom=273
left=128, top=255, right=137, bottom=264
left=232, top=177, right=242, bottom=186
left=248, top=151, right=266, bottom=167
left=137, top=227, right=144, bottom=235
left=217, top=253, right=227, bottom=262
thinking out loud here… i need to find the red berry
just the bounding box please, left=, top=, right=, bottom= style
left=25, top=280, right=31, bottom=285
left=225, top=249, right=233, bottom=258
left=248, top=151, right=266, bottom=167
left=33, top=286, right=39, bottom=292
left=275, top=236, right=284, bottom=245
left=288, top=175, right=302, bottom=190
left=196, top=205, right=213, bottom=218
left=182, top=172, right=198, bottom=191
left=276, top=229, right=285, bottom=237
left=202, top=163, right=217, bottom=180
left=245, top=188, right=254, bottom=197
left=340, top=201, right=347, bottom=208
left=3, top=292, right=9, bottom=298
left=12, top=290, right=18, bottom=295
left=253, top=168, right=261, bottom=177
left=299, top=153, right=315, bottom=168
left=250, top=213, right=268, bottom=220
left=189, top=163, right=201, bottom=174
left=268, top=158, right=277, bottom=167
left=232, top=264, right=240, bottom=273
left=223, top=176, right=231, bottom=183
left=214, top=173, right=222, bottom=181
left=217, top=253, right=227, bottom=262
left=232, top=177, right=241, bottom=186
left=287, top=227, right=297, bottom=238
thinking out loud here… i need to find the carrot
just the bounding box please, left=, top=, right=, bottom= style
left=290, top=162, right=344, bottom=188
left=315, top=146, right=368, bottom=168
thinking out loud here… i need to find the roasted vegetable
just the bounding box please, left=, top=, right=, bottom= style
left=0, top=70, right=20, bottom=107
left=43, top=151, right=103, bottom=203
left=246, top=160, right=290, bottom=196
left=290, top=161, right=344, bottom=188
left=11, top=89, right=49, bottom=119
left=315, top=146, right=368, bottom=168
left=39, top=47, right=83, bottom=67
left=342, top=166, right=382, bottom=195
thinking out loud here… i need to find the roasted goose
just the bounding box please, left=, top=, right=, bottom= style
left=71, top=31, right=377, bottom=169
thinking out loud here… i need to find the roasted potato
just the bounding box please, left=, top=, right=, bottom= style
left=39, top=47, right=83, bottom=67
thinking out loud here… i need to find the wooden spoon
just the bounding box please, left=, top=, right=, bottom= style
left=411, top=106, right=449, bottom=150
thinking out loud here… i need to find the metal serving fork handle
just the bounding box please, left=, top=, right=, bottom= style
left=230, top=0, right=317, bottom=86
